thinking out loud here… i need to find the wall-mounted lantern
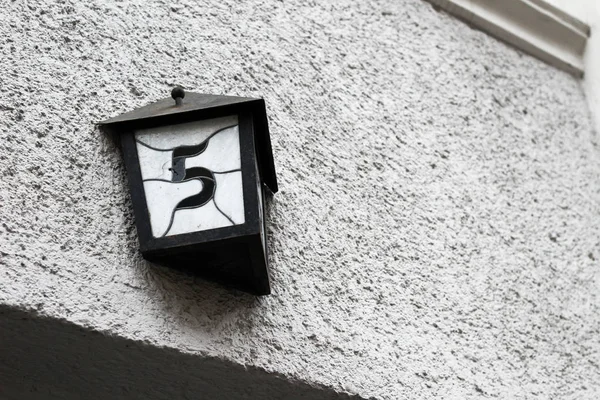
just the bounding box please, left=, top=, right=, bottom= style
left=99, top=87, right=278, bottom=295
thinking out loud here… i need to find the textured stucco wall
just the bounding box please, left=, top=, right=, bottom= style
left=1, top=0, right=600, bottom=399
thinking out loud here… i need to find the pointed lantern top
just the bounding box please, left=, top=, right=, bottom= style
left=98, top=90, right=278, bottom=193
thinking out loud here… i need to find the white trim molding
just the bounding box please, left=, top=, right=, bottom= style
left=425, top=0, right=590, bottom=77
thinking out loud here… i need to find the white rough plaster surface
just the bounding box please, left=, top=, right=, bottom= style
left=1, top=0, right=600, bottom=399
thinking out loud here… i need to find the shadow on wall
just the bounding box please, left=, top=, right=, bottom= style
left=102, top=121, right=279, bottom=302
left=0, top=305, right=366, bottom=400
left=119, top=196, right=280, bottom=333
left=95, top=126, right=263, bottom=338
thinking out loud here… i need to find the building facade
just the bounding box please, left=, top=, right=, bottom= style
left=1, top=0, right=599, bottom=398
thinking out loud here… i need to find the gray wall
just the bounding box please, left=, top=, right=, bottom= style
left=1, top=0, right=599, bottom=399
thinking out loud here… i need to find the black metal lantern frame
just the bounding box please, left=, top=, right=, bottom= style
left=99, top=90, right=278, bottom=295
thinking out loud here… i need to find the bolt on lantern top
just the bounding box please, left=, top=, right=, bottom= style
left=171, top=86, right=185, bottom=106
left=98, top=87, right=278, bottom=295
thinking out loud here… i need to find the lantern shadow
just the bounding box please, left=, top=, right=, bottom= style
left=141, top=258, right=267, bottom=332
left=137, top=192, right=277, bottom=331
left=140, top=186, right=277, bottom=301
left=97, top=123, right=278, bottom=323
left=97, top=124, right=122, bottom=150
left=147, top=259, right=262, bottom=301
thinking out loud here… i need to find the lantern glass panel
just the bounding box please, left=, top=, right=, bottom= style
left=255, top=158, right=266, bottom=256
left=134, top=115, right=245, bottom=238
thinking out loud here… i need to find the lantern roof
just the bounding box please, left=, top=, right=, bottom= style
left=98, top=91, right=278, bottom=193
